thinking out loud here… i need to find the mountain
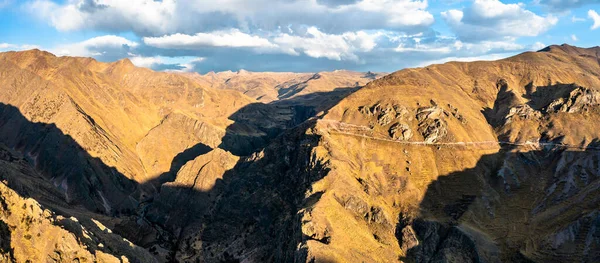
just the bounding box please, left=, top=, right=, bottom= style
left=184, top=70, right=383, bottom=102
left=0, top=44, right=599, bottom=262
left=0, top=49, right=381, bottom=262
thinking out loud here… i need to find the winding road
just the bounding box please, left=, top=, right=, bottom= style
left=317, top=119, right=600, bottom=150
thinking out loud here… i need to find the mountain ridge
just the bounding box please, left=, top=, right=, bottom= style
left=0, top=45, right=599, bottom=262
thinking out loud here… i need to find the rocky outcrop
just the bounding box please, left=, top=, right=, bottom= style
left=448, top=103, right=468, bottom=124
left=546, top=87, right=600, bottom=113
left=0, top=180, right=155, bottom=263
left=359, top=103, right=410, bottom=125
left=505, top=104, right=542, bottom=124
left=416, top=106, right=448, bottom=143
left=389, top=122, right=413, bottom=141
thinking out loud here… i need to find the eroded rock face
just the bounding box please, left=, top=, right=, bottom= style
left=546, top=87, right=600, bottom=113
left=389, top=122, right=413, bottom=141
left=359, top=103, right=410, bottom=126
left=416, top=106, right=448, bottom=143
left=505, top=104, right=542, bottom=124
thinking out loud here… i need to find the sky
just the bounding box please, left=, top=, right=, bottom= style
left=1, top=0, right=599, bottom=73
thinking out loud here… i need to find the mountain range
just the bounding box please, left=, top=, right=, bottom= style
left=0, top=44, right=599, bottom=262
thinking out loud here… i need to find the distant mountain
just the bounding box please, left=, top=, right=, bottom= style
left=0, top=44, right=599, bottom=262
left=183, top=69, right=384, bottom=102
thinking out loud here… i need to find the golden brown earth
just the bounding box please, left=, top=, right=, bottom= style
left=0, top=44, right=599, bottom=263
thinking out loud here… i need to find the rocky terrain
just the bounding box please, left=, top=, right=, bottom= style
left=0, top=44, right=599, bottom=262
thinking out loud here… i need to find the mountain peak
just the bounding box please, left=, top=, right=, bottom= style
left=17, top=48, right=56, bottom=58
left=538, top=43, right=600, bottom=56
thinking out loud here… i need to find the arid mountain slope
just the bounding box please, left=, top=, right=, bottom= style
left=0, top=49, right=377, bottom=262
left=169, top=44, right=600, bottom=262
left=0, top=45, right=599, bottom=262
left=279, top=44, right=600, bottom=262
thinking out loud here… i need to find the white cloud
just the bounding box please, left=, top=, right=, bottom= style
left=26, top=0, right=434, bottom=35
left=571, top=34, right=578, bottom=41
left=0, top=43, right=40, bottom=51
left=129, top=55, right=204, bottom=72
left=415, top=41, right=545, bottom=67
left=129, top=56, right=162, bottom=68
left=14, top=0, right=566, bottom=73
left=589, top=10, right=600, bottom=30
left=417, top=53, right=508, bottom=67
left=143, top=29, right=277, bottom=50
left=395, top=44, right=453, bottom=53
left=442, top=0, right=558, bottom=41
left=0, top=43, right=14, bottom=49
left=27, top=0, right=176, bottom=33
left=457, top=40, right=525, bottom=52
left=273, top=27, right=381, bottom=61
left=394, top=38, right=525, bottom=55
left=52, top=35, right=138, bottom=57
left=177, top=58, right=205, bottom=72
left=531, top=42, right=547, bottom=50
left=144, top=27, right=381, bottom=62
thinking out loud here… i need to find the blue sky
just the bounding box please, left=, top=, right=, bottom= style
left=1, top=0, right=599, bottom=73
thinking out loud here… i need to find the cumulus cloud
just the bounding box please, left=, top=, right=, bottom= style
left=393, top=34, right=528, bottom=56
left=51, top=35, right=138, bottom=60
left=143, top=29, right=278, bottom=50
left=442, top=0, right=558, bottom=42
left=143, top=27, right=382, bottom=62
left=87, top=28, right=538, bottom=73
left=590, top=10, right=600, bottom=30
left=26, top=0, right=434, bottom=35
left=17, top=0, right=566, bottom=73
left=129, top=56, right=161, bottom=68
left=273, top=27, right=381, bottom=61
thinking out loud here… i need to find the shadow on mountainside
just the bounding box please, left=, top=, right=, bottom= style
left=144, top=87, right=358, bottom=262
left=482, top=80, right=581, bottom=145
left=481, top=79, right=521, bottom=129
left=0, top=86, right=359, bottom=262
left=396, top=147, right=600, bottom=263
left=151, top=142, right=213, bottom=186
left=219, top=87, right=359, bottom=156
left=0, top=102, right=139, bottom=214
left=3, top=84, right=599, bottom=262
left=0, top=220, right=14, bottom=261
left=0, top=102, right=161, bottom=262
left=522, top=82, right=579, bottom=110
